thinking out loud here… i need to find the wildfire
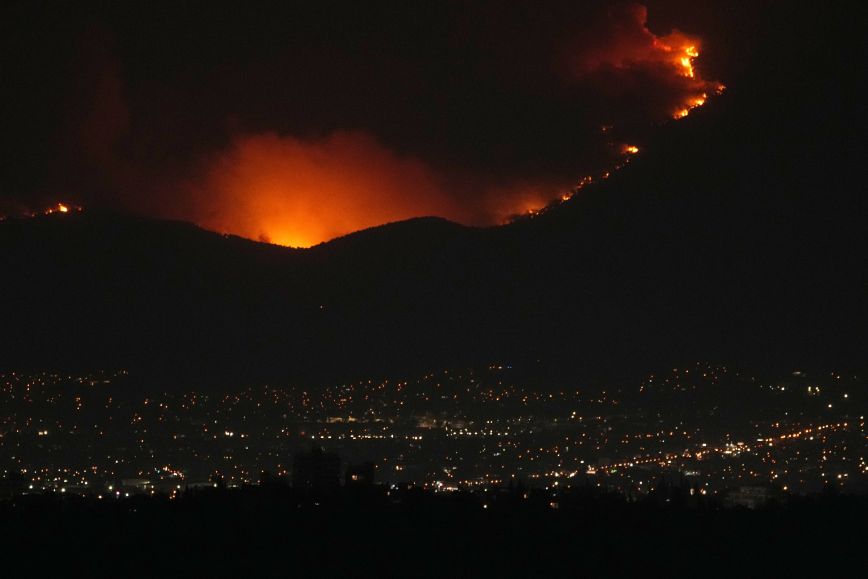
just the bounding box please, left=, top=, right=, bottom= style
left=116, top=3, right=726, bottom=247
left=679, top=45, right=699, bottom=78
left=672, top=85, right=724, bottom=120
left=653, top=39, right=725, bottom=119
left=186, top=131, right=464, bottom=248
left=0, top=202, right=81, bottom=221
left=44, top=203, right=80, bottom=215
left=519, top=137, right=644, bottom=221
left=652, top=38, right=699, bottom=80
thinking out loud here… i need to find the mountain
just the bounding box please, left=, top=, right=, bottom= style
left=1, top=6, right=865, bottom=387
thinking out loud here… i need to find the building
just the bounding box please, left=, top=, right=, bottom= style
left=292, top=447, right=341, bottom=491
left=724, top=486, right=777, bottom=509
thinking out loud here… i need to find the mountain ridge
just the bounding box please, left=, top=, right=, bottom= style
left=2, top=7, right=865, bottom=387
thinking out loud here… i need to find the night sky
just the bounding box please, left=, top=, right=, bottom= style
left=2, top=7, right=867, bottom=572
left=3, top=0, right=757, bottom=246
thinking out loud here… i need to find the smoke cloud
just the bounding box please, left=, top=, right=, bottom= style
left=184, top=131, right=453, bottom=247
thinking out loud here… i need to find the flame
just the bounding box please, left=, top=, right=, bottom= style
left=0, top=202, right=82, bottom=221
left=44, top=202, right=80, bottom=215
left=670, top=84, right=725, bottom=120
left=572, top=4, right=723, bottom=122
left=651, top=38, right=698, bottom=79
left=652, top=38, right=724, bottom=119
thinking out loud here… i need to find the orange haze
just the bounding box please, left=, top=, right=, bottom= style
left=183, top=131, right=558, bottom=247
left=187, top=131, right=455, bottom=247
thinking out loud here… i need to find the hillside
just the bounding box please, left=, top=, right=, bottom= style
left=1, top=6, right=864, bottom=387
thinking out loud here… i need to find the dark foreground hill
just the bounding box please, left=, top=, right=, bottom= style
left=1, top=6, right=864, bottom=387
left=1, top=489, right=864, bottom=578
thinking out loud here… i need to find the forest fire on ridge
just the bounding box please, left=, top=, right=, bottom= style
left=192, top=63, right=721, bottom=245
left=3, top=4, right=724, bottom=248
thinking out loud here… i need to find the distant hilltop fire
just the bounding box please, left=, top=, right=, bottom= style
left=0, top=203, right=83, bottom=222
left=180, top=3, right=725, bottom=247
left=653, top=36, right=726, bottom=120
left=2, top=3, right=724, bottom=249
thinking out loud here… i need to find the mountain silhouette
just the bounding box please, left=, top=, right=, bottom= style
left=1, top=6, right=864, bottom=387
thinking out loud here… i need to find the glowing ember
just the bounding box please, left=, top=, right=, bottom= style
left=671, top=84, right=724, bottom=120
left=623, top=145, right=640, bottom=154
left=44, top=203, right=81, bottom=215
left=1, top=202, right=82, bottom=221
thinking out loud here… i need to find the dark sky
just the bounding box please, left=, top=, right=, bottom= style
left=0, top=1, right=840, bottom=245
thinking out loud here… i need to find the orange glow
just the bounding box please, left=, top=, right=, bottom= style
left=44, top=202, right=81, bottom=216
left=0, top=202, right=82, bottom=221
left=173, top=131, right=568, bottom=246
left=185, top=131, right=460, bottom=247
left=670, top=85, right=724, bottom=120
left=571, top=4, right=722, bottom=122
left=653, top=38, right=724, bottom=118
left=650, top=37, right=699, bottom=80
left=623, top=145, right=640, bottom=154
